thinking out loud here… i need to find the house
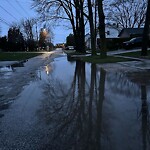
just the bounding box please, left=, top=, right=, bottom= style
left=118, top=28, right=144, bottom=38
left=85, top=25, right=119, bottom=49
left=85, top=33, right=91, bottom=49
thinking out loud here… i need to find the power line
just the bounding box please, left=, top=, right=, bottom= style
left=6, top=0, right=26, bottom=18
left=0, top=4, right=18, bottom=21
left=15, top=0, right=30, bottom=16
left=0, top=17, right=11, bottom=26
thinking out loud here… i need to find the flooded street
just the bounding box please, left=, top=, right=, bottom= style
left=0, top=50, right=150, bottom=150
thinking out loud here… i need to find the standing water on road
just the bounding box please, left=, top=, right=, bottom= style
left=0, top=52, right=150, bottom=150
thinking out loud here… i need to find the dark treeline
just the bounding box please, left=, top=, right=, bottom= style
left=0, top=35, right=38, bottom=52
left=0, top=20, right=53, bottom=52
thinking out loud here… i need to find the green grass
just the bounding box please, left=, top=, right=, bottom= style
left=117, top=50, right=150, bottom=58
left=81, top=55, right=132, bottom=64
left=0, top=52, right=44, bottom=61
left=66, top=49, right=150, bottom=63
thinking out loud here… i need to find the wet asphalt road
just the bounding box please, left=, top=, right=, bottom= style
left=0, top=50, right=63, bottom=150
left=0, top=49, right=150, bottom=150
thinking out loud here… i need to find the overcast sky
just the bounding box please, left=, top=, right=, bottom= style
left=0, top=0, right=72, bottom=44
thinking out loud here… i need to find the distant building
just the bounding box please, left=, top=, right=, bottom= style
left=118, top=28, right=144, bottom=38
left=85, top=25, right=119, bottom=49
left=85, top=33, right=91, bottom=49
left=55, top=43, right=65, bottom=49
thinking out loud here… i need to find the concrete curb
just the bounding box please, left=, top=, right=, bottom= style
left=0, top=61, right=19, bottom=67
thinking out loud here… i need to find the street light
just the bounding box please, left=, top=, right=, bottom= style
left=42, top=28, right=48, bottom=37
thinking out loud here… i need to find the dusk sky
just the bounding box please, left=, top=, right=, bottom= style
left=0, top=0, right=72, bottom=44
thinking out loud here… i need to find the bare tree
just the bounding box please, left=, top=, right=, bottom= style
left=87, top=0, right=97, bottom=55
left=20, top=18, right=37, bottom=51
left=74, top=0, right=86, bottom=52
left=97, top=0, right=107, bottom=58
left=32, top=0, right=86, bottom=53
left=105, top=0, right=147, bottom=31
left=141, top=0, right=150, bottom=56
left=21, top=18, right=36, bottom=40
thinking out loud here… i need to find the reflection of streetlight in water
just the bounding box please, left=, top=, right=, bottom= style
left=45, top=65, right=52, bottom=75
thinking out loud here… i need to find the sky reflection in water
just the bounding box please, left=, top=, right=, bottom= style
left=37, top=56, right=150, bottom=150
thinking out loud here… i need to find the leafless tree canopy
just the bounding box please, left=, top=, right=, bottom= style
left=105, top=0, right=147, bottom=31
left=33, top=0, right=88, bottom=52
left=21, top=19, right=36, bottom=40
left=32, top=0, right=75, bottom=25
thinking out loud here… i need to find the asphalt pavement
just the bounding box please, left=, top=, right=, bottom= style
left=0, top=48, right=150, bottom=149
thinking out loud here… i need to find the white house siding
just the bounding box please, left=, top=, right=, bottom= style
left=85, top=27, right=119, bottom=49
left=106, top=27, right=119, bottom=38
left=96, top=27, right=119, bottom=38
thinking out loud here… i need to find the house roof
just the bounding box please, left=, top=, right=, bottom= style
left=118, top=28, right=144, bottom=37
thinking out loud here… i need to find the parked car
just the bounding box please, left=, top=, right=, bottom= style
left=122, top=37, right=142, bottom=49
left=65, top=46, right=75, bottom=50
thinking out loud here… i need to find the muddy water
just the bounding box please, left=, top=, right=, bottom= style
left=0, top=55, right=150, bottom=150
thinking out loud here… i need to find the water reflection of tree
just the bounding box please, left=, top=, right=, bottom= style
left=107, top=72, right=139, bottom=96
left=128, top=72, right=150, bottom=150
left=139, top=85, right=150, bottom=150
left=38, top=61, right=107, bottom=150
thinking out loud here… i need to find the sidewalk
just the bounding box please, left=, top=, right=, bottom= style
left=110, top=48, right=150, bottom=70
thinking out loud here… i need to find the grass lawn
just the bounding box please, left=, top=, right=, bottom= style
left=70, top=49, right=150, bottom=63
left=81, top=55, right=133, bottom=64
left=0, top=52, right=44, bottom=61
left=117, top=50, right=150, bottom=59
left=65, top=50, right=135, bottom=63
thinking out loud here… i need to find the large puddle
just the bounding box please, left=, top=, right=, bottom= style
left=0, top=54, right=150, bottom=150
left=36, top=56, right=150, bottom=150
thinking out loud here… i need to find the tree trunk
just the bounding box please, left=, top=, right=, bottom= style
left=74, top=0, right=86, bottom=53
left=141, top=0, right=150, bottom=56
left=87, top=0, right=96, bottom=55
left=72, top=20, right=78, bottom=51
left=79, top=0, right=86, bottom=53
left=97, top=0, right=107, bottom=58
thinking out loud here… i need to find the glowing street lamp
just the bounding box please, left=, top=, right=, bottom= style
left=42, top=28, right=48, bottom=38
